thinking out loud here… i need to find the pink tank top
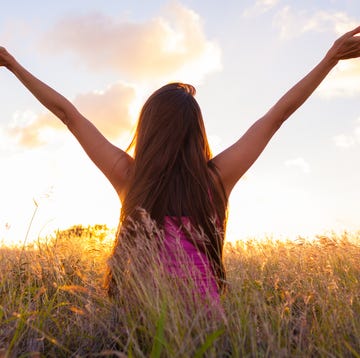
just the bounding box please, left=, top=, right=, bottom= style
left=161, top=216, right=220, bottom=304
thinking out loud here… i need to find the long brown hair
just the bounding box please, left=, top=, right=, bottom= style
left=119, top=83, right=228, bottom=291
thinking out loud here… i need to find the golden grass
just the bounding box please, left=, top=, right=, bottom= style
left=0, top=224, right=359, bottom=357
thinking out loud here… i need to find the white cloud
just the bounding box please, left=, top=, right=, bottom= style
left=318, top=60, right=360, bottom=98
left=273, top=7, right=358, bottom=40
left=284, top=157, right=310, bottom=173
left=333, top=120, right=360, bottom=149
left=333, top=134, right=356, bottom=148
left=272, top=7, right=360, bottom=98
left=8, top=82, right=136, bottom=147
left=74, top=82, right=136, bottom=138
left=39, top=2, right=222, bottom=83
left=7, top=110, right=63, bottom=147
left=242, top=0, right=280, bottom=17
left=5, top=0, right=223, bottom=149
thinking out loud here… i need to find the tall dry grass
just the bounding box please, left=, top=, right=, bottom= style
left=0, top=220, right=359, bottom=357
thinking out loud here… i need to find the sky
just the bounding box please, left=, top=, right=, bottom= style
left=0, top=0, right=359, bottom=246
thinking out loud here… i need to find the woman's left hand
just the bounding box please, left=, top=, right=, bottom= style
left=326, top=26, right=360, bottom=63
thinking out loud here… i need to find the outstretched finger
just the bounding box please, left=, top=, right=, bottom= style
left=347, top=25, right=360, bottom=37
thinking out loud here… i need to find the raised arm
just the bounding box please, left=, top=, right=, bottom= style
left=0, top=47, right=133, bottom=200
left=212, top=26, right=360, bottom=198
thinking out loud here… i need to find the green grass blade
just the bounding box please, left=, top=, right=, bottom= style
left=150, top=303, right=167, bottom=358
left=193, top=328, right=224, bottom=358
left=343, top=341, right=360, bottom=358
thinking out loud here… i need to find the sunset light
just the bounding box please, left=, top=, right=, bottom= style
left=1, top=1, right=360, bottom=247
left=1, top=2, right=360, bottom=356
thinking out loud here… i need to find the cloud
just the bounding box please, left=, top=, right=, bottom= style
left=284, top=157, right=310, bottom=173
left=7, top=110, right=61, bottom=147
left=7, top=1, right=222, bottom=149
left=242, top=0, right=280, bottom=17
left=272, top=6, right=360, bottom=98
left=333, top=134, right=356, bottom=148
left=73, top=83, right=136, bottom=138
left=39, top=2, right=221, bottom=83
left=274, top=7, right=358, bottom=40
left=318, top=60, right=360, bottom=98
left=6, top=3, right=222, bottom=148
left=8, top=82, right=136, bottom=147
left=333, top=120, right=360, bottom=149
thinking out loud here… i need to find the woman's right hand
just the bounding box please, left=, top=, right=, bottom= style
left=0, top=47, right=15, bottom=68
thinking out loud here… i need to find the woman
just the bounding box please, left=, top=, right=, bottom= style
left=1, top=26, right=360, bottom=303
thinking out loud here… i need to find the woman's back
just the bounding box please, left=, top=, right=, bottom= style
left=118, top=83, right=228, bottom=295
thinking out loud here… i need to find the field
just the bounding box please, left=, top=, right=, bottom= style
left=0, top=224, right=359, bottom=357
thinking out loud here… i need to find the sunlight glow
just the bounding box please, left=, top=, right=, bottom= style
left=1, top=1, right=359, bottom=247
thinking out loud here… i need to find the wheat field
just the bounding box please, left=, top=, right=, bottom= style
left=0, top=223, right=359, bottom=357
